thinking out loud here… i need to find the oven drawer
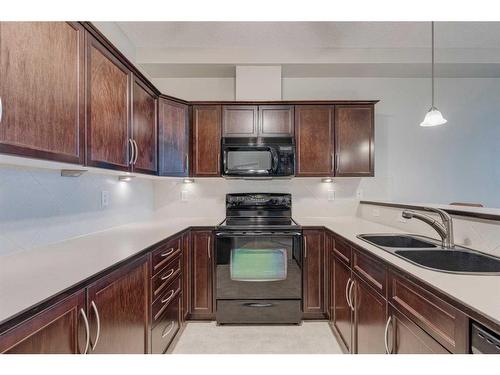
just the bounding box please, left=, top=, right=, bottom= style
left=216, top=299, right=302, bottom=324
left=151, top=292, right=181, bottom=354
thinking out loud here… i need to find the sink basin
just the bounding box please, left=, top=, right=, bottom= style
left=395, top=250, right=500, bottom=274
left=359, top=234, right=437, bottom=248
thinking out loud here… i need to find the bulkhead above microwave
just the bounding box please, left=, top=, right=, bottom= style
left=221, top=137, right=295, bottom=178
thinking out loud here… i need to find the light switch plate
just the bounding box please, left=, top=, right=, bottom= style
left=181, top=190, right=188, bottom=202
left=101, top=190, right=110, bottom=208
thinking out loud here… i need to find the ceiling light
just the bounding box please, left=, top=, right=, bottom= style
left=321, top=177, right=334, bottom=183
left=119, top=175, right=135, bottom=182
left=420, top=22, right=447, bottom=127
left=61, top=169, right=87, bottom=177
left=183, top=178, right=195, bottom=184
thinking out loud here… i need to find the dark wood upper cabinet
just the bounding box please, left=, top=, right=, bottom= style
left=0, top=22, right=85, bottom=164
left=259, top=105, right=294, bottom=137
left=222, top=105, right=258, bottom=137
left=295, top=105, right=334, bottom=176
left=158, top=98, right=189, bottom=176
left=86, top=257, right=149, bottom=354
left=353, top=276, right=387, bottom=354
left=86, top=34, right=131, bottom=171
left=0, top=290, right=86, bottom=354
left=192, top=105, right=222, bottom=176
left=303, top=230, right=326, bottom=319
left=132, top=77, right=157, bottom=175
left=335, top=105, right=374, bottom=176
left=190, top=230, right=214, bottom=319
left=332, top=255, right=352, bottom=353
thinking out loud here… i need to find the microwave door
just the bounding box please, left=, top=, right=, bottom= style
left=224, top=149, right=273, bottom=175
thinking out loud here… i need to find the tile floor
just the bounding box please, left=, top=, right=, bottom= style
left=171, top=321, right=343, bottom=354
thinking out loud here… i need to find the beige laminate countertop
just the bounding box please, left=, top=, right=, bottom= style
left=0, top=217, right=222, bottom=326
left=1, top=215, right=499, bottom=329
left=295, top=216, right=500, bottom=327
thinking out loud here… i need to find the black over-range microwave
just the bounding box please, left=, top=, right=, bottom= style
left=221, top=137, right=295, bottom=178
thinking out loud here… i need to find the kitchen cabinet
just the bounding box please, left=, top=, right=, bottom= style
left=222, top=105, right=258, bottom=137
left=158, top=98, right=189, bottom=176
left=192, top=105, right=222, bottom=176
left=132, top=77, right=157, bottom=175
left=295, top=105, right=335, bottom=176
left=86, top=34, right=131, bottom=171
left=388, top=306, right=449, bottom=354
left=302, top=230, right=326, bottom=319
left=151, top=289, right=181, bottom=354
left=259, top=105, right=294, bottom=137
left=0, top=22, right=85, bottom=164
left=335, top=105, right=374, bottom=177
left=190, top=230, right=214, bottom=319
left=0, top=291, right=86, bottom=354
left=331, top=254, right=353, bottom=352
left=86, top=256, right=149, bottom=354
left=181, top=232, right=191, bottom=322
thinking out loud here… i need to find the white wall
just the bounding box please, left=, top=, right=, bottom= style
left=0, top=166, right=154, bottom=256
left=151, top=76, right=500, bottom=208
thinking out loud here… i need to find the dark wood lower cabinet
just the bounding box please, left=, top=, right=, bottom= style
left=303, top=230, right=326, bottom=319
left=0, top=291, right=86, bottom=354
left=181, top=232, right=191, bottom=322
left=151, top=291, right=181, bottom=354
left=389, top=306, right=449, bottom=354
left=190, top=230, right=214, bottom=319
left=86, top=256, right=149, bottom=354
left=332, top=255, right=352, bottom=352
left=353, top=276, right=387, bottom=354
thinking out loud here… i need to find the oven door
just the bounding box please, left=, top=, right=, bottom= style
left=222, top=146, right=279, bottom=177
left=215, top=232, right=302, bottom=300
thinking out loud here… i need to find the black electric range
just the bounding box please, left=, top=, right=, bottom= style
left=214, top=193, right=303, bottom=325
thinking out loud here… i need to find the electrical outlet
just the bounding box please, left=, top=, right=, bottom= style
left=328, top=190, right=335, bottom=201
left=101, top=190, right=110, bottom=208
left=356, top=189, right=364, bottom=199
left=372, top=208, right=380, bottom=217
left=181, top=190, right=188, bottom=202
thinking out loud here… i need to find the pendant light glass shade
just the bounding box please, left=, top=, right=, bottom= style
left=420, top=22, right=447, bottom=127
left=420, top=106, right=448, bottom=127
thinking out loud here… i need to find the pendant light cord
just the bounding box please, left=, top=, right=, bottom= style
left=431, top=21, right=435, bottom=109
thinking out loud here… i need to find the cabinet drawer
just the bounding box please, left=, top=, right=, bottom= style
left=151, top=255, right=182, bottom=302
left=151, top=292, right=181, bottom=354
left=390, top=274, right=468, bottom=353
left=333, top=236, right=351, bottom=265
left=152, top=276, right=182, bottom=322
left=216, top=300, right=302, bottom=324
left=151, top=237, right=182, bottom=275
left=352, top=249, right=387, bottom=296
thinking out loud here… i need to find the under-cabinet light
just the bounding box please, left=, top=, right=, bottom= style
left=183, top=178, right=195, bottom=184
left=119, top=175, right=135, bottom=182
left=61, top=169, right=87, bottom=177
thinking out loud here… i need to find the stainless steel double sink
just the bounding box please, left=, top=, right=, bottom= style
left=357, top=234, right=500, bottom=275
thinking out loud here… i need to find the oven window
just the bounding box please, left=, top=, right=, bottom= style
left=226, top=151, right=272, bottom=172
left=230, top=248, right=287, bottom=281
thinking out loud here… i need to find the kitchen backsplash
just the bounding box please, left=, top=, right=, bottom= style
left=0, top=166, right=154, bottom=256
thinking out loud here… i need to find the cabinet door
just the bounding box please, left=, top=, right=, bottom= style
left=222, top=105, right=258, bottom=137
left=332, top=256, right=352, bottom=353
left=303, top=230, right=326, bottom=319
left=181, top=232, right=191, bottom=322
left=86, top=257, right=149, bottom=354
left=0, top=291, right=86, bottom=354
left=353, top=276, right=387, bottom=354
left=132, top=77, right=157, bottom=175
left=295, top=105, right=334, bottom=176
left=390, top=307, right=449, bottom=354
left=335, top=105, right=374, bottom=176
left=326, top=234, right=335, bottom=321
left=190, top=231, right=214, bottom=319
left=158, top=98, right=189, bottom=176
left=0, top=22, right=85, bottom=164
left=192, top=105, right=221, bottom=176
left=86, top=34, right=131, bottom=171
left=259, top=105, right=294, bottom=137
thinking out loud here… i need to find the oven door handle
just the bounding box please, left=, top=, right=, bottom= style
left=215, top=231, right=302, bottom=237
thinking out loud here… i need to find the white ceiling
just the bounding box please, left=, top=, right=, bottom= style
left=97, top=22, right=500, bottom=78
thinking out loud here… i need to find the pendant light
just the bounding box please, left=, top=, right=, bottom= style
left=420, top=22, right=447, bottom=127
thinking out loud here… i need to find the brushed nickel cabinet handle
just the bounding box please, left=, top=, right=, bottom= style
left=161, top=269, right=175, bottom=281
left=384, top=316, right=393, bottom=354
left=345, top=278, right=352, bottom=309
left=161, top=290, right=175, bottom=304
left=217, top=153, right=221, bottom=174
left=331, top=153, right=334, bottom=172
left=184, top=154, right=188, bottom=173
left=79, top=308, right=90, bottom=354
left=133, top=139, right=139, bottom=164
left=0, top=97, right=3, bottom=123
left=128, top=139, right=135, bottom=166
left=90, top=301, right=101, bottom=351
left=304, top=237, right=307, bottom=259
left=161, top=321, right=175, bottom=338
left=335, top=154, right=340, bottom=173
left=348, top=280, right=355, bottom=311
left=160, top=248, right=174, bottom=257
left=207, top=236, right=211, bottom=259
